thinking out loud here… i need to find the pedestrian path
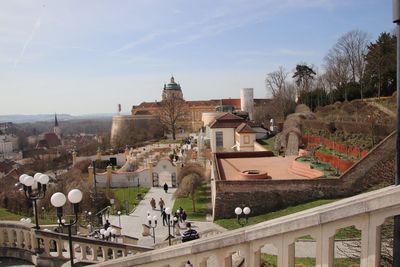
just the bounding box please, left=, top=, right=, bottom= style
left=108, top=187, right=224, bottom=247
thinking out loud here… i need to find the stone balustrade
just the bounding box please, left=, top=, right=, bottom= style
left=0, top=221, right=152, bottom=266
left=0, top=221, right=36, bottom=263
left=91, top=185, right=400, bottom=267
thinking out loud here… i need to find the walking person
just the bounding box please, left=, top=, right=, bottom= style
left=161, top=208, right=167, bottom=226
left=163, top=182, right=169, bottom=193
left=150, top=197, right=156, bottom=210
left=159, top=198, right=165, bottom=213
left=181, top=210, right=187, bottom=223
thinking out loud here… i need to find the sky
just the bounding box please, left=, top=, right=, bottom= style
left=0, top=0, right=394, bottom=115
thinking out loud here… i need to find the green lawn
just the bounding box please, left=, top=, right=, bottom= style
left=257, top=136, right=277, bottom=154
left=172, top=183, right=210, bottom=221
left=215, top=199, right=339, bottom=230
left=112, top=187, right=150, bottom=214
left=0, top=208, right=56, bottom=225
left=296, top=156, right=339, bottom=178
left=157, top=139, right=182, bottom=144
left=261, top=254, right=360, bottom=267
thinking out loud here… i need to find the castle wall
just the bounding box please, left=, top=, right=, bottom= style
left=110, top=115, right=163, bottom=147
left=213, top=132, right=396, bottom=219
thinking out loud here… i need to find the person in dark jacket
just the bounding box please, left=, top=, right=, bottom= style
left=163, top=182, right=169, bottom=193
left=161, top=208, right=167, bottom=226
left=182, top=222, right=199, bottom=242
left=104, top=220, right=110, bottom=230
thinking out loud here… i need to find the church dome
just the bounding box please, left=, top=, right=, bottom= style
left=165, top=76, right=181, bottom=91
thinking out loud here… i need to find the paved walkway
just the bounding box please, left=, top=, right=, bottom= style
left=108, top=187, right=222, bottom=247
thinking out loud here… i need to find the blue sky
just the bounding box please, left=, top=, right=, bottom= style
left=0, top=0, right=394, bottom=115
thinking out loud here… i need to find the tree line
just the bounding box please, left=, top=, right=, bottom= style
left=265, top=30, right=396, bottom=117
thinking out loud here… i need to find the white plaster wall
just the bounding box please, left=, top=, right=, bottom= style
left=236, top=133, right=256, bottom=151
left=152, top=159, right=176, bottom=175
left=0, top=141, right=13, bottom=154
left=96, top=169, right=152, bottom=188
left=76, top=153, right=127, bottom=166
left=210, top=128, right=235, bottom=152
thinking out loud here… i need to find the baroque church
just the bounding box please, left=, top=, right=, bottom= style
left=110, top=76, right=270, bottom=146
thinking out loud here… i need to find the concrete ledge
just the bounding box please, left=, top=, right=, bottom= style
left=0, top=247, right=35, bottom=265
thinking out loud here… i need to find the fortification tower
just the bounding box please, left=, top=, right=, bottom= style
left=240, top=88, right=254, bottom=120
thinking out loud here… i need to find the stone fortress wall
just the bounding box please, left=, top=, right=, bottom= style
left=110, top=115, right=163, bottom=147
left=213, top=131, right=395, bottom=219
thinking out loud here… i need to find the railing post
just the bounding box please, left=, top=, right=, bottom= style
left=320, top=227, right=335, bottom=267
left=81, top=244, right=88, bottom=260
left=92, top=246, right=98, bottom=261
left=367, top=212, right=387, bottom=267
left=112, top=248, right=118, bottom=259
left=248, top=243, right=261, bottom=267
left=0, top=229, right=4, bottom=246
left=57, top=239, right=63, bottom=258
left=42, top=237, right=51, bottom=257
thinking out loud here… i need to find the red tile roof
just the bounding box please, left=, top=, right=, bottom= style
left=209, top=113, right=245, bottom=128
left=236, top=123, right=256, bottom=134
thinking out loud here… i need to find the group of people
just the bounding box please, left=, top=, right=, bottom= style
left=150, top=197, right=165, bottom=211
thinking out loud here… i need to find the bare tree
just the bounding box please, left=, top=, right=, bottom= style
left=326, top=30, right=369, bottom=99
left=265, top=67, right=297, bottom=119
left=174, top=173, right=203, bottom=212
left=266, top=66, right=289, bottom=97
left=159, top=95, right=186, bottom=140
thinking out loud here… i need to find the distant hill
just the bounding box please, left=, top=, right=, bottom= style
left=0, top=113, right=129, bottom=123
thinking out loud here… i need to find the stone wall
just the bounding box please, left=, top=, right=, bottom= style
left=213, top=132, right=395, bottom=219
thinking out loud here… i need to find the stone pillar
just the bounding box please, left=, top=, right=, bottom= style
left=367, top=212, right=387, bottom=267
left=57, top=239, right=63, bottom=258
left=106, top=165, right=112, bottom=196
left=88, top=165, right=94, bottom=184
left=248, top=245, right=261, bottom=267
left=81, top=244, right=88, bottom=260
left=0, top=229, right=5, bottom=246
left=72, top=151, right=77, bottom=166
left=16, top=231, right=22, bottom=248
left=320, top=229, right=335, bottom=267
left=148, top=161, right=153, bottom=186
left=284, top=243, right=295, bottom=267
left=42, top=237, right=51, bottom=257
left=92, top=246, right=98, bottom=261
left=96, top=148, right=101, bottom=161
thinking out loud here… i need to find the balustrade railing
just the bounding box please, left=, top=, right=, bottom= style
left=91, top=185, right=400, bottom=267
left=0, top=221, right=152, bottom=265
left=2, top=185, right=400, bottom=266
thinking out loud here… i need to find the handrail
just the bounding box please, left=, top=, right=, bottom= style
left=96, top=205, right=111, bottom=217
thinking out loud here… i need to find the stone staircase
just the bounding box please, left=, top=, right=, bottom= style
left=288, top=159, right=324, bottom=178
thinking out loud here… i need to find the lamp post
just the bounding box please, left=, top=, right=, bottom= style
left=18, top=173, right=49, bottom=253
left=164, top=207, right=178, bottom=246
left=51, top=189, right=83, bottom=267
left=234, top=206, right=251, bottom=227
left=147, top=214, right=158, bottom=244
left=116, top=210, right=122, bottom=227
left=393, top=0, right=400, bottom=264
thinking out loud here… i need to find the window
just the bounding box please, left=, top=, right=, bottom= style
left=244, top=135, right=250, bottom=144
left=216, top=131, right=223, bottom=148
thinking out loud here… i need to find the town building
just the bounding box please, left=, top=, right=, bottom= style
left=111, top=76, right=271, bottom=146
